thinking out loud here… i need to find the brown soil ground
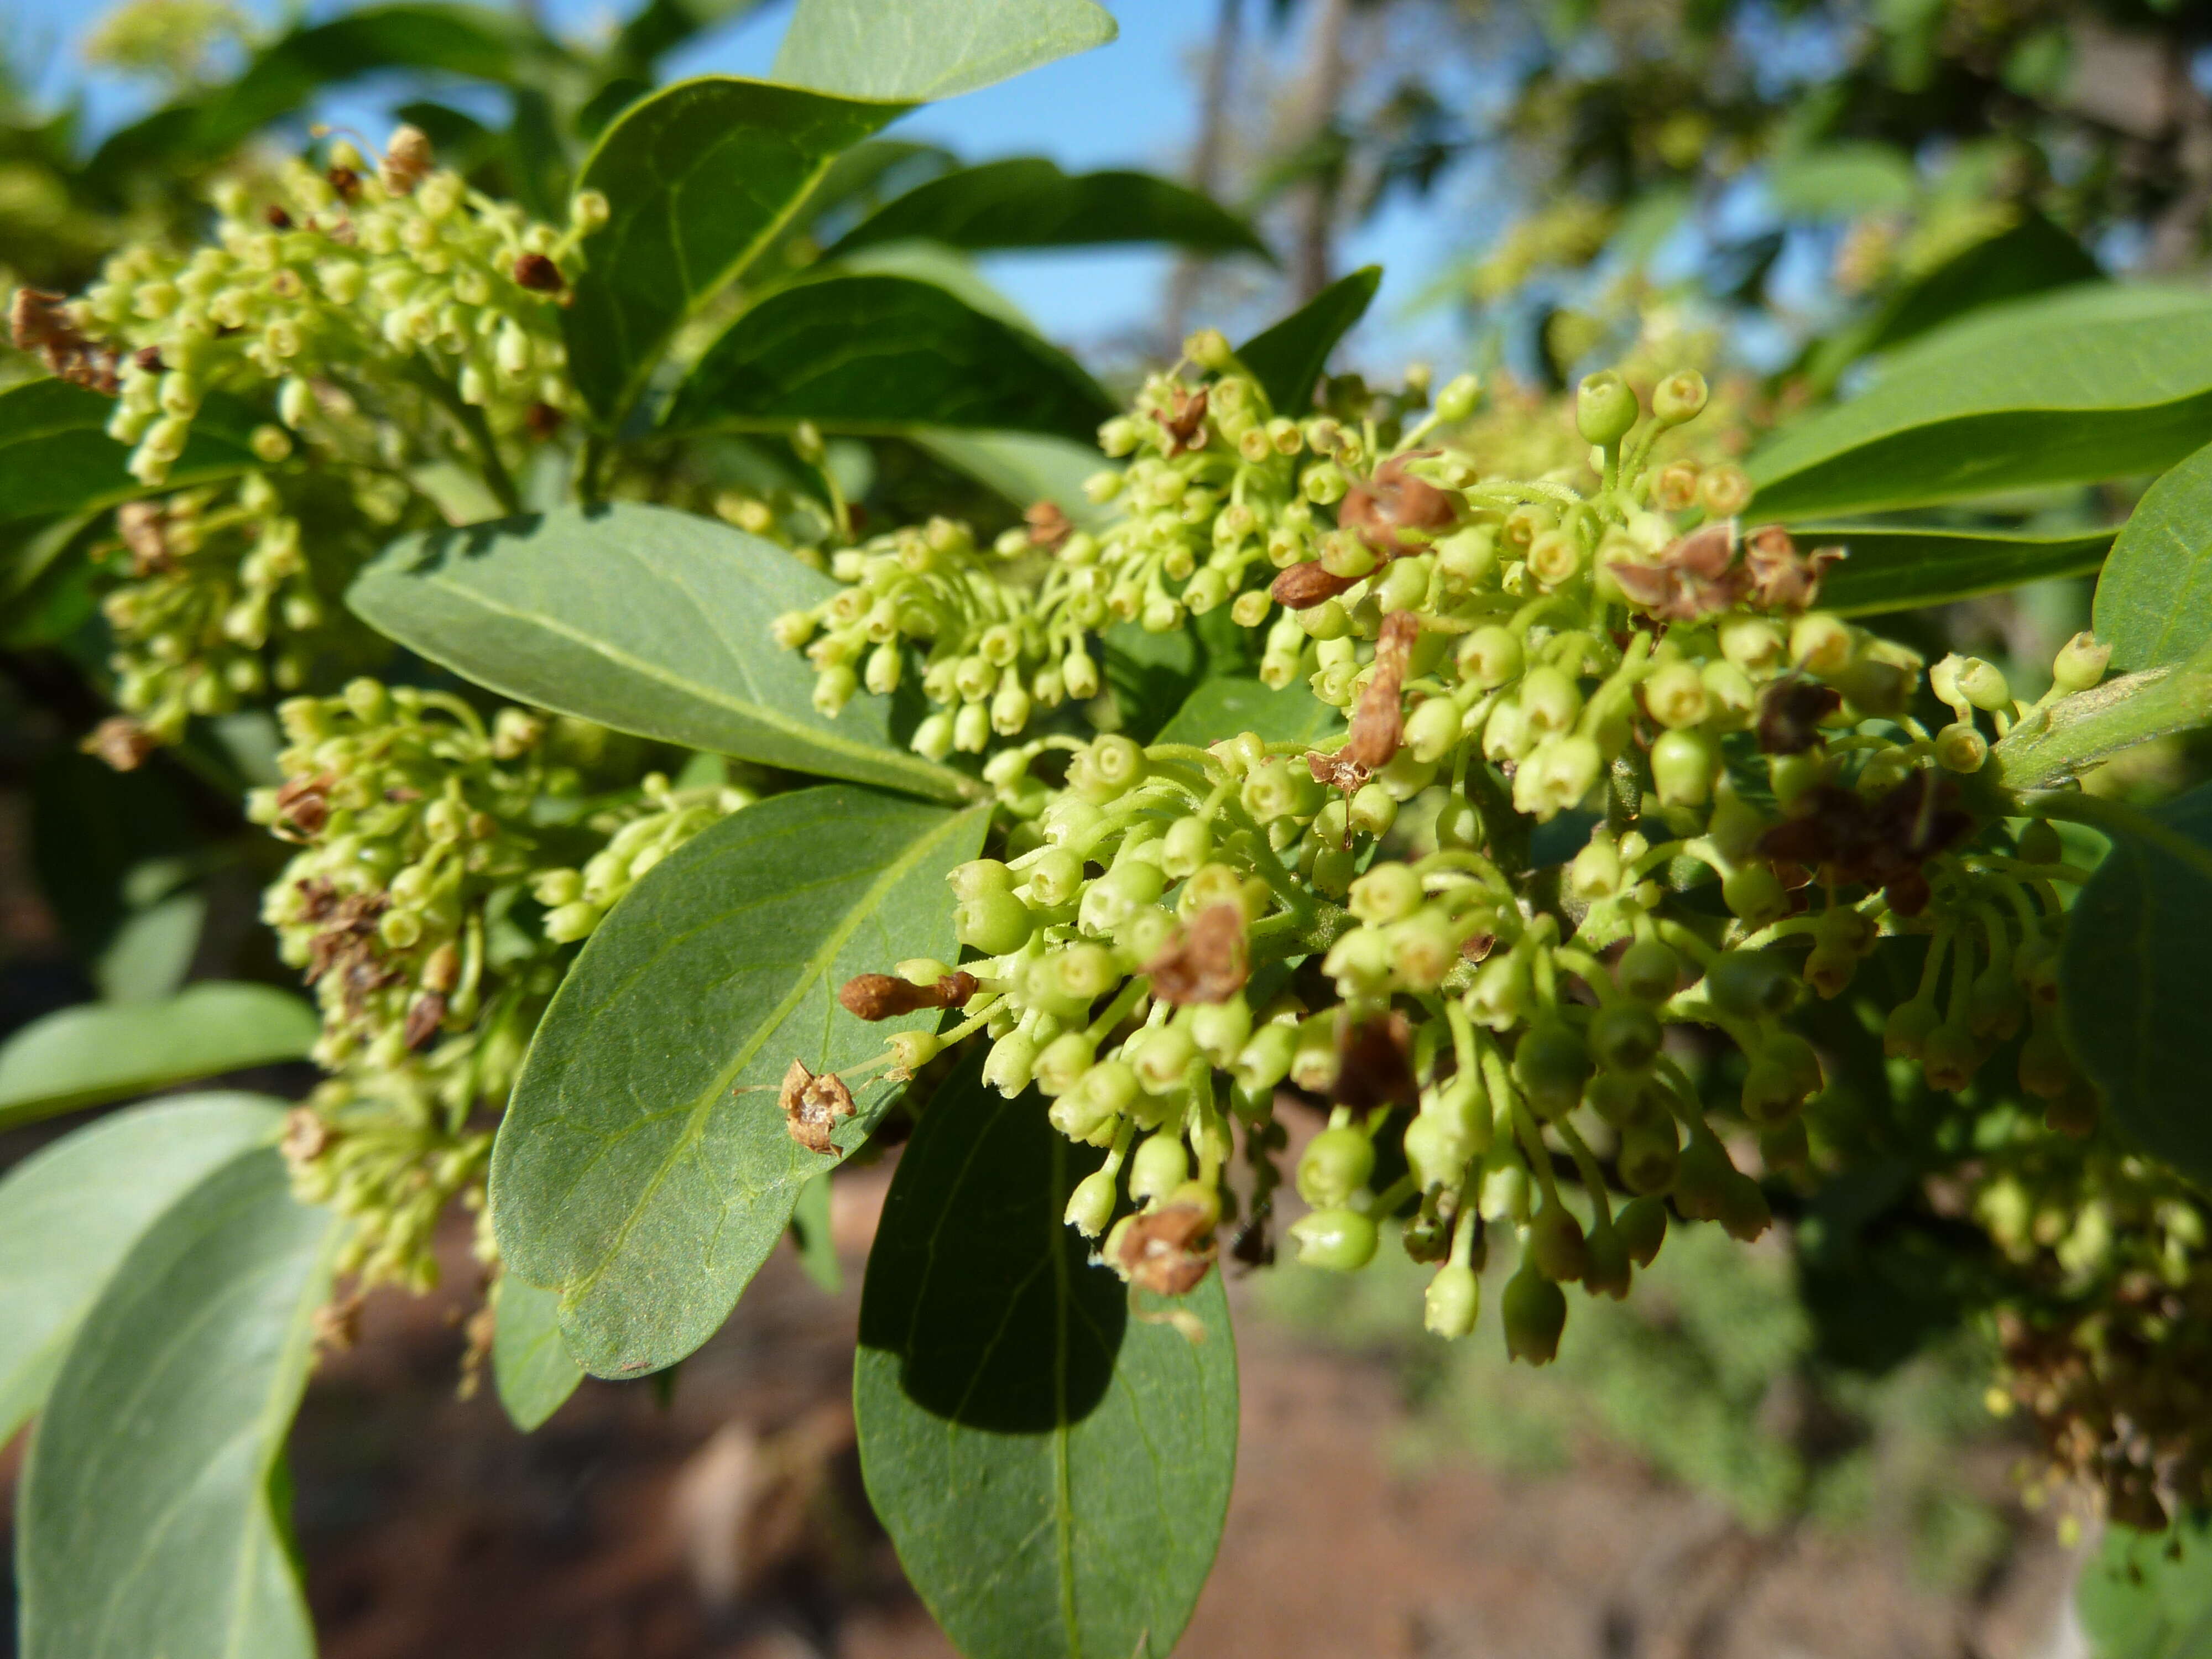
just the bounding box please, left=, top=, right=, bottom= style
left=260, top=1161, right=2082, bottom=1659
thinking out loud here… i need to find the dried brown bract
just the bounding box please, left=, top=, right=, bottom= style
left=1335, top=1011, right=1418, bottom=1112
left=1743, top=525, right=1844, bottom=611
left=1338, top=452, right=1455, bottom=555
left=117, top=502, right=173, bottom=575
left=1342, top=610, right=1419, bottom=771
left=403, top=992, right=447, bottom=1051
left=837, top=971, right=979, bottom=1020
left=1154, top=383, right=1208, bottom=455
left=379, top=123, right=435, bottom=195
left=513, top=252, right=566, bottom=294
left=11, top=286, right=119, bottom=392
left=1118, top=1203, right=1217, bottom=1296
left=1755, top=677, right=1843, bottom=754
left=1144, top=904, right=1248, bottom=1005
left=781, top=1059, right=855, bottom=1155
left=81, top=715, right=156, bottom=772
left=312, top=1292, right=365, bottom=1353
left=1024, top=499, right=1072, bottom=552
left=1269, top=560, right=1360, bottom=611
left=1306, top=750, right=1369, bottom=794
left=272, top=771, right=336, bottom=839
left=1608, top=520, right=1744, bottom=622
left=281, top=1105, right=331, bottom=1166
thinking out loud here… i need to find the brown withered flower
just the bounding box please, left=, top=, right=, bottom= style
left=1269, top=560, right=1361, bottom=611
left=1338, top=451, right=1456, bottom=555
left=379, top=123, right=435, bottom=195
left=11, top=287, right=119, bottom=393
left=80, top=716, right=156, bottom=772
left=1757, top=771, right=1973, bottom=917
left=1335, top=1011, right=1418, bottom=1112
left=1342, top=610, right=1419, bottom=771
left=1307, top=750, right=1369, bottom=795
left=525, top=402, right=564, bottom=440
left=1607, top=520, right=1745, bottom=622
left=1024, top=499, right=1073, bottom=552
left=116, top=502, right=173, bottom=576
left=281, top=1105, right=331, bottom=1166
left=780, top=1059, right=855, bottom=1155
left=1743, top=525, right=1844, bottom=611
left=272, top=771, right=336, bottom=839
left=1755, top=677, right=1843, bottom=755
left=1117, top=1203, right=1217, bottom=1296
left=1144, top=904, right=1248, bottom=1005
left=837, top=971, right=979, bottom=1021
left=1154, top=383, right=1208, bottom=455
left=513, top=252, right=566, bottom=294
left=403, top=992, right=447, bottom=1051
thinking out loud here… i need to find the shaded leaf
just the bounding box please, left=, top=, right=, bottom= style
left=1747, top=286, right=2212, bottom=520
left=564, top=77, right=905, bottom=421
left=1236, top=265, right=1382, bottom=416
left=789, top=1170, right=841, bottom=1294
left=0, top=379, right=261, bottom=528
left=1154, top=674, right=1346, bottom=748
left=2060, top=784, right=2212, bottom=1186
left=772, top=0, right=1115, bottom=102
left=490, top=785, right=988, bottom=1378
left=1786, top=520, right=2112, bottom=616
left=668, top=273, right=1113, bottom=441
left=607, top=0, right=773, bottom=77
left=93, top=890, right=207, bottom=1004
left=828, top=158, right=1270, bottom=260
left=1859, top=212, right=2101, bottom=361
left=492, top=1274, right=584, bottom=1431
left=2095, top=437, right=2212, bottom=673
left=2079, top=1512, right=2212, bottom=1659
left=347, top=502, right=975, bottom=802
left=0, top=982, right=319, bottom=1128
left=855, top=1059, right=1237, bottom=1659
left=0, top=1092, right=281, bottom=1444
left=19, top=1144, right=342, bottom=1659
left=1766, top=142, right=1917, bottom=217
left=1993, top=657, right=2212, bottom=790
left=914, top=429, right=1120, bottom=531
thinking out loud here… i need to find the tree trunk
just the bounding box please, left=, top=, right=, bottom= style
left=1289, top=0, right=1352, bottom=304
left=1165, top=0, right=1245, bottom=343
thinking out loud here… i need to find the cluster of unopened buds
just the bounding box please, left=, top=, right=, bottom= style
left=816, top=343, right=2111, bottom=1364
left=11, top=121, right=597, bottom=489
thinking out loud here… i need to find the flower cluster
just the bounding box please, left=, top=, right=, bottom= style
left=254, top=681, right=748, bottom=1287
left=825, top=347, right=2112, bottom=1370
left=34, top=122, right=594, bottom=489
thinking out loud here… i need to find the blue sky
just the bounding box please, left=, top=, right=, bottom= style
left=6, top=0, right=1464, bottom=371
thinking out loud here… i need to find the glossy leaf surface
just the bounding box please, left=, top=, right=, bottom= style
left=915, top=429, right=1120, bottom=531
left=1992, top=658, right=2212, bottom=791
left=564, top=77, right=904, bottom=419
left=2061, top=783, right=2212, bottom=1186
left=856, top=1060, right=1237, bottom=1659
left=492, top=1274, right=584, bottom=1432
left=2094, top=437, right=2212, bottom=673
left=668, top=273, right=1113, bottom=441
left=1154, top=674, right=1343, bottom=748
left=771, top=0, right=1115, bottom=102
left=1787, top=521, right=2113, bottom=616
left=348, top=502, right=975, bottom=802
left=19, top=1145, right=342, bottom=1659
left=829, top=158, right=1269, bottom=259
left=491, top=785, right=988, bottom=1378
left=0, top=380, right=260, bottom=526
left=0, top=982, right=319, bottom=1128
left=1747, top=286, right=2212, bottom=519
left=1235, top=265, right=1381, bottom=416
left=0, top=1093, right=280, bottom=1443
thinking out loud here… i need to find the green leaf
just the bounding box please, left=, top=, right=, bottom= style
left=2079, top=1512, right=2212, bottom=1659
left=347, top=502, right=975, bottom=802
left=1236, top=265, right=1382, bottom=416
left=1154, top=674, right=1346, bottom=748
left=789, top=1170, right=842, bottom=1293
left=93, top=890, right=207, bottom=1004
left=1747, top=286, right=2212, bottom=520
left=1784, top=521, right=2113, bottom=616
left=19, top=1142, right=343, bottom=1659
left=827, top=158, right=1270, bottom=260
left=492, top=1273, right=584, bottom=1431
left=606, top=0, right=773, bottom=77
left=490, top=784, right=988, bottom=1378
left=855, top=1059, right=1237, bottom=1659
left=1992, top=657, right=2212, bottom=790
left=771, top=0, right=1115, bottom=102
left=0, top=379, right=260, bottom=528
left=914, top=429, right=1120, bottom=532
left=667, top=273, right=1113, bottom=441
left=1767, top=142, right=1918, bottom=217
left=0, top=1092, right=281, bottom=1444
left=0, top=982, right=320, bottom=1128
left=2060, top=783, right=2212, bottom=1186
left=2095, top=437, right=2212, bottom=673
left=564, top=77, right=906, bottom=421
left=1857, top=212, right=2102, bottom=361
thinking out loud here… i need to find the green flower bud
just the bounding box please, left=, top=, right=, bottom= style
left=1614, top=1196, right=1667, bottom=1266
left=1312, top=843, right=1357, bottom=900
left=1954, top=657, right=2010, bottom=712
left=1651, top=369, right=1708, bottom=424
left=1575, top=370, right=1640, bottom=448
left=1741, top=1032, right=1821, bottom=1123
left=1161, top=815, right=1212, bottom=878
left=1130, top=1132, right=1191, bottom=1203
left=1616, top=939, right=1680, bottom=1003
left=1066, top=1168, right=1118, bottom=1237
left=1288, top=1015, right=1341, bottom=1095
left=1934, top=721, right=1988, bottom=773
left=1758, top=1119, right=1809, bottom=1171
left=1051, top=942, right=1122, bottom=1004
left=1425, top=1262, right=1479, bottom=1337
left=1513, top=1019, right=1591, bottom=1118
left=1640, top=661, right=1709, bottom=730
left=1529, top=1200, right=1588, bottom=1282
left=1920, top=1020, right=1980, bottom=1093
left=1434, top=372, right=1480, bottom=425
left=1618, top=1117, right=1679, bottom=1194
left=1468, top=950, right=1530, bottom=1030
left=956, top=886, right=1033, bottom=956
left=1672, top=1132, right=1733, bottom=1222
left=1348, top=861, right=1422, bottom=925
left=1232, top=1021, right=1298, bottom=1093
left=1519, top=665, right=1581, bottom=735
left=1130, top=1023, right=1199, bottom=1094
left=1051, top=1059, right=1139, bottom=1141
left=1034, top=1031, right=1097, bottom=1096
left=1376, top=747, right=1439, bottom=801
left=1026, top=847, right=1085, bottom=909
left=1648, top=728, right=1718, bottom=808
left=1721, top=865, right=1788, bottom=927
left=1502, top=1264, right=1567, bottom=1364
left=1790, top=613, right=1853, bottom=675
left=1718, top=1172, right=1771, bottom=1241
left=1436, top=525, right=1497, bottom=586
left=1568, top=837, right=1623, bottom=901
left=911, top=712, right=954, bottom=761
left=2052, top=631, right=2111, bottom=693
left=1402, top=1111, right=1471, bottom=1192
left=1290, top=1207, right=1379, bottom=1271
left=1458, top=624, right=1522, bottom=688
left=1190, top=998, right=1253, bottom=1067
left=1589, top=1002, right=1663, bottom=1073
left=984, top=1032, right=1038, bottom=1095
left=1705, top=948, right=1794, bottom=1019
left=1298, top=1124, right=1376, bottom=1208
left=1404, top=695, right=1462, bottom=764
left=1883, top=996, right=1940, bottom=1059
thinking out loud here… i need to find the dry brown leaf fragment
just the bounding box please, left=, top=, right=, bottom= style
left=1154, top=383, right=1209, bottom=455
left=780, top=1059, right=855, bottom=1155
left=1117, top=1203, right=1217, bottom=1296
left=80, top=716, right=156, bottom=772
left=1342, top=609, right=1419, bottom=771
left=1268, top=559, right=1360, bottom=610
left=837, top=971, right=979, bottom=1021
left=1024, top=499, right=1072, bottom=551
left=1144, top=903, right=1249, bottom=1005
left=1337, top=451, right=1456, bottom=555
